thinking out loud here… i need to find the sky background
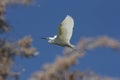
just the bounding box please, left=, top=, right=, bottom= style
left=4, top=0, right=120, bottom=80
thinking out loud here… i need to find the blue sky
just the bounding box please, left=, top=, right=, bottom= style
left=5, top=0, right=120, bottom=79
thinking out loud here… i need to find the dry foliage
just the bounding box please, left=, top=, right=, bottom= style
left=0, top=0, right=37, bottom=80
left=0, top=36, right=37, bottom=80
left=0, top=0, right=34, bottom=33
left=30, top=36, right=120, bottom=80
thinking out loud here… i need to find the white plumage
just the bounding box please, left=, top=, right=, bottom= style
left=42, top=15, right=74, bottom=48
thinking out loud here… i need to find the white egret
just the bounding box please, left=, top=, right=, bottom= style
left=42, top=15, right=75, bottom=48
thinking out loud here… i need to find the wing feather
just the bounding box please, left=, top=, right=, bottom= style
left=56, top=15, right=74, bottom=43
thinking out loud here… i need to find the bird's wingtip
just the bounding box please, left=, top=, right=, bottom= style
left=65, top=15, right=73, bottom=20
left=66, top=15, right=72, bottom=18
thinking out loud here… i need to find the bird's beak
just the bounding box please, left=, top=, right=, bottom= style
left=41, top=37, right=48, bottom=40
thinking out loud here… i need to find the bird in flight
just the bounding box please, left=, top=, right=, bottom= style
left=42, top=15, right=75, bottom=48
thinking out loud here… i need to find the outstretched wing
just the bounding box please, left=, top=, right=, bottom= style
left=56, top=15, right=74, bottom=43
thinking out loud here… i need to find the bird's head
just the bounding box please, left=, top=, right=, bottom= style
left=41, top=37, right=55, bottom=44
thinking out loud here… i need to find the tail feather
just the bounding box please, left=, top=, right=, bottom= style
left=68, top=44, right=75, bottom=49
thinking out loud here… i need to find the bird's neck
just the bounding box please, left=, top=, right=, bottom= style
left=48, top=37, right=55, bottom=44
